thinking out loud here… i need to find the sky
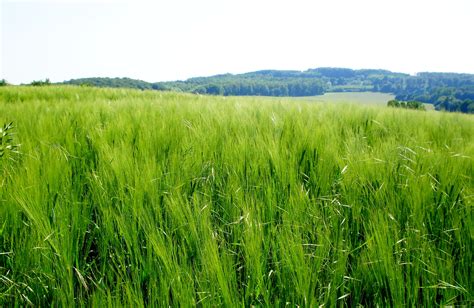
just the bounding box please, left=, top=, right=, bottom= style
left=1, top=0, right=474, bottom=84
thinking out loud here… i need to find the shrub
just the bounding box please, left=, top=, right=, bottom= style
left=388, top=99, right=425, bottom=110
left=30, top=78, right=51, bottom=86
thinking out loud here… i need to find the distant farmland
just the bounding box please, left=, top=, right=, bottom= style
left=0, top=86, right=472, bottom=306
left=290, top=92, right=436, bottom=110
left=300, top=92, right=395, bottom=105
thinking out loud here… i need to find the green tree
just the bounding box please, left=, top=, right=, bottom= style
left=387, top=99, right=400, bottom=107
left=30, top=78, right=51, bottom=86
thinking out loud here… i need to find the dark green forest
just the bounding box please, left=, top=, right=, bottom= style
left=62, top=68, right=474, bottom=113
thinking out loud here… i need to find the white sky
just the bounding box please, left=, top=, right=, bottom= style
left=1, top=0, right=474, bottom=84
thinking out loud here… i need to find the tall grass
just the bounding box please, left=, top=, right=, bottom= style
left=0, top=86, right=473, bottom=306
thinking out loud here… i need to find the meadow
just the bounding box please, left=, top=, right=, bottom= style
left=296, top=92, right=395, bottom=105
left=0, top=86, right=473, bottom=306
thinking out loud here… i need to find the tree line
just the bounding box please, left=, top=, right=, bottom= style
left=63, top=68, right=474, bottom=113
left=4, top=68, right=473, bottom=113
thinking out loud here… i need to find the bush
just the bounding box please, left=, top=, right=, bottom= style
left=387, top=99, right=400, bottom=107
left=388, top=99, right=425, bottom=110
left=30, top=78, right=51, bottom=86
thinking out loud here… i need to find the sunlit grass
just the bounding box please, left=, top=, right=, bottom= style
left=0, top=86, right=472, bottom=306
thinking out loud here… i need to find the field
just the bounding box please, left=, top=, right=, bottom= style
left=0, top=86, right=473, bottom=306
left=295, top=92, right=436, bottom=111
left=296, top=92, right=396, bottom=105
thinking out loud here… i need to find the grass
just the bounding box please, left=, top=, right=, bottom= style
left=0, top=86, right=473, bottom=306
left=299, top=92, right=436, bottom=111
left=295, top=91, right=396, bottom=105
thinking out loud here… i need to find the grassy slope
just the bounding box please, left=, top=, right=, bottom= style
left=294, top=92, right=435, bottom=111
left=294, top=92, right=396, bottom=105
left=0, top=86, right=473, bottom=306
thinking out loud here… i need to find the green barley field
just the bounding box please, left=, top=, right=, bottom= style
left=0, top=86, right=473, bottom=306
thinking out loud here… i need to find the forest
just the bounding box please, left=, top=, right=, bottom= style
left=58, top=68, right=474, bottom=114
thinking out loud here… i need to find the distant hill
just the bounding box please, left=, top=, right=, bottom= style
left=63, top=68, right=474, bottom=113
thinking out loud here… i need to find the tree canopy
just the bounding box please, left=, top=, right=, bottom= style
left=62, top=68, right=474, bottom=113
